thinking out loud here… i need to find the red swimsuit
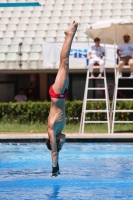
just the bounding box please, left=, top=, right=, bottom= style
left=49, top=85, right=68, bottom=99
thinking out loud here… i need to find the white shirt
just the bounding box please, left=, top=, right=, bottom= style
left=14, top=94, right=27, bottom=102
left=89, top=45, right=105, bottom=60
left=118, top=42, right=133, bottom=57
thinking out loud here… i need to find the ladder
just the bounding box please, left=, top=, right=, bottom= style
left=79, top=66, right=110, bottom=134
left=112, top=67, right=133, bottom=133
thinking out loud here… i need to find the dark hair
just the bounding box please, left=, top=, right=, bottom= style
left=123, top=35, right=130, bottom=38
left=94, top=37, right=100, bottom=41
left=19, top=88, right=24, bottom=92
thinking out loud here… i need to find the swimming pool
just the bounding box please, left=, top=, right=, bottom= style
left=0, top=143, right=133, bottom=200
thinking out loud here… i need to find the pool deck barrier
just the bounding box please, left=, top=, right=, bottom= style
left=0, top=133, right=133, bottom=143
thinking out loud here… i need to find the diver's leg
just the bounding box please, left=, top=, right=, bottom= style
left=53, top=21, right=78, bottom=94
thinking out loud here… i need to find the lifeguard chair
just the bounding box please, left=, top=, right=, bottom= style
left=79, top=61, right=110, bottom=134
left=111, top=63, right=133, bottom=133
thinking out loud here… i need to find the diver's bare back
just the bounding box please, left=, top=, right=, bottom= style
left=48, top=98, right=66, bottom=134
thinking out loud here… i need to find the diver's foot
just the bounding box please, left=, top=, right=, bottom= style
left=64, top=21, right=78, bottom=36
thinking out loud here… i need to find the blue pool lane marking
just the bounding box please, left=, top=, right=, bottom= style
left=0, top=2, right=41, bottom=7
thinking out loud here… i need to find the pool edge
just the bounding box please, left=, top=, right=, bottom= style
left=1, top=133, right=133, bottom=143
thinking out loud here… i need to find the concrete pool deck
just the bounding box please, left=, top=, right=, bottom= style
left=0, top=132, right=133, bottom=142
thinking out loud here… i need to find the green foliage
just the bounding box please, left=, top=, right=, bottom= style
left=0, top=100, right=133, bottom=124
left=115, top=101, right=133, bottom=121
left=0, top=101, right=50, bottom=124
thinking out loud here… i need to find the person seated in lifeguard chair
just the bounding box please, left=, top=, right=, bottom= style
left=88, top=37, right=105, bottom=78
left=117, top=33, right=133, bottom=78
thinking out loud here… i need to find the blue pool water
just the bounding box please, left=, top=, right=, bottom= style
left=0, top=143, right=133, bottom=200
